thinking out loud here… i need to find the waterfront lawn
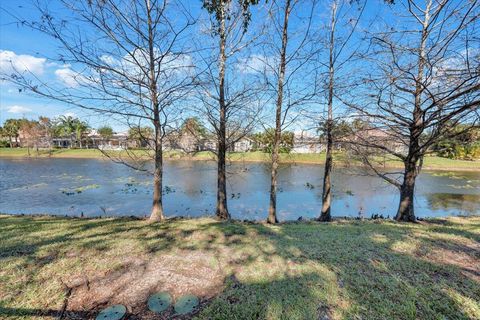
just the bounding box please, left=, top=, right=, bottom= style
left=0, top=215, right=479, bottom=319
left=1, top=147, right=479, bottom=170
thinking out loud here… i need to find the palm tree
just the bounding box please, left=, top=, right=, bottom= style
left=74, top=120, right=89, bottom=148
left=3, top=119, right=21, bottom=147
left=55, top=116, right=89, bottom=148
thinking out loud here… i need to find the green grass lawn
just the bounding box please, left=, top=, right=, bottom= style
left=1, top=147, right=479, bottom=170
left=0, top=215, right=479, bottom=319
left=0, top=147, right=106, bottom=158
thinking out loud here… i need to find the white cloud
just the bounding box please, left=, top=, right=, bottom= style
left=0, top=50, right=46, bottom=75
left=63, top=112, right=77, bottom=118
left=237, top=54, right=275, bottom=74
left=100, top=55, right=118, bottom=66
left=100, top=50, right=194, bottom=80
left=431, top=48, right=479, bottom=87
left=6, top=105, right=32, bottom=114
left=55, top=67, right=84, bottom=87
left=51, top=112, right=78, bottom=123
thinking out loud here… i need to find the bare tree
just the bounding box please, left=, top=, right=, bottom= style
left=2, top=0, right=197, bottom=221
left=38, top=116, right=56, bottom=153
left=263, top=0, right=318, bottom=223
left=267, top=0, right=291, bottom=224
left=200, top=0, right=262, bottom=220
left=343, top=0, right=480, bottom=221
left=317, top=0, right=367, bottom=221
left=18, top=118, right=45, bottom=155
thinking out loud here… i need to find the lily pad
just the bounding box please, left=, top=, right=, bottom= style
left=174, top=294, right=199, bottom=315
left=96, top=305, right=126, bottom=320
left=147, top=292, right=172, bottom=313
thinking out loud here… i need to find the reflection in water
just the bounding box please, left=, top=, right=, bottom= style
left=0, top=159, right=478, bottom=220
left=426, top=193, right=480, bottom=215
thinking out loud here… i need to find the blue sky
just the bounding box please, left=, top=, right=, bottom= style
left=0, top=0, right=397, bottom=132
left=0, top=1, right=157, bottom=130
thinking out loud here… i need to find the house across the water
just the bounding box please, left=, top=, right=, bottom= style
left=291, top=132, right=324, bottom=153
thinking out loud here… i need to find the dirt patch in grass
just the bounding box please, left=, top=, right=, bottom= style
left=426, top=243, right=480, bottom=282
left=65, top=251, right=225, bottom=318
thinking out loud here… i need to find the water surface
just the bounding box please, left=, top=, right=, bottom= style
left=1, top=158, right=479, bottom=220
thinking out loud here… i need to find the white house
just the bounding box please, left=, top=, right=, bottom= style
left=232, top=137, right=253, bottom=152
left=292, top=132, right=324, bottom=153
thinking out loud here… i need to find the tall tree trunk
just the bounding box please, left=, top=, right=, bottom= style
left=319, top=0, right=338, bottom=222
left=147, top=0, right=164, bottom=222
left=268, top=0, right=291, bottom=224
left=396, top=156, right=417, bottom=221
left=9, top=137, right=13, bottom=148
left=319, top=124, right=333, bottom=221
left=216, top=4, right=230, bottom=220
left=150, top=135, right=164, bottom=221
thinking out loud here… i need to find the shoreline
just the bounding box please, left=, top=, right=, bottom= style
left=2, top=211, right=479, bottom=224
left=1, top=148, right=479, bottom=171
left=1, top=212, right=477, bottom=222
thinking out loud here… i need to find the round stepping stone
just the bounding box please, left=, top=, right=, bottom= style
left=96, top=305, right=126, bottom=320
left=147, top=292, right=172, bottom=313
left=174, top=294, right=199, bottom=315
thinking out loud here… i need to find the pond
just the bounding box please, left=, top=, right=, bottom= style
left=0, top=158, right=479, bottom=220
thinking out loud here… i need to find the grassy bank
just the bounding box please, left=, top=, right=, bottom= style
left=1, top=147, right=479, bottom=171
left=0, top=215, right=479, bottom=319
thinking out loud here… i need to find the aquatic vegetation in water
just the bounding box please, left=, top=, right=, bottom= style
left=49, top=173, right=93, bottom=182
left=60, top=184, right=100, bottom=195
left=163, top=186, right=176, bottom=195
left=116, top=177, right=153, bottom=194
left=114, top=176, right=151, bottom=185
left=305, top=182, right=315, bottom=189
left=122, top=182, right=139, bottom=194
left=447, top=184, right=475, bottom=190
left=119, top=178, right=152, bottom=194
left=431, top=172, right=466, bottom=180
left=10, top=183, right=48, bottom=191
left=345, top=189, right=354, bottom=196
left=74, top=175, right=93, bottom=182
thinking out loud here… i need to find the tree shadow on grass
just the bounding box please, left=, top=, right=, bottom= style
left=192, top=220, right=479, bottom=319
left=0, top=215, right=146, bottom=260
left=0, top=217, right=108, bottom=261
left=1, top=216, right=479, bottom=319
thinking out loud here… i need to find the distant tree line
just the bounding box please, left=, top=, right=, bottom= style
left=0, top=116, right=89, bottom=150
left=432, top=126, right=480, bottom=161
